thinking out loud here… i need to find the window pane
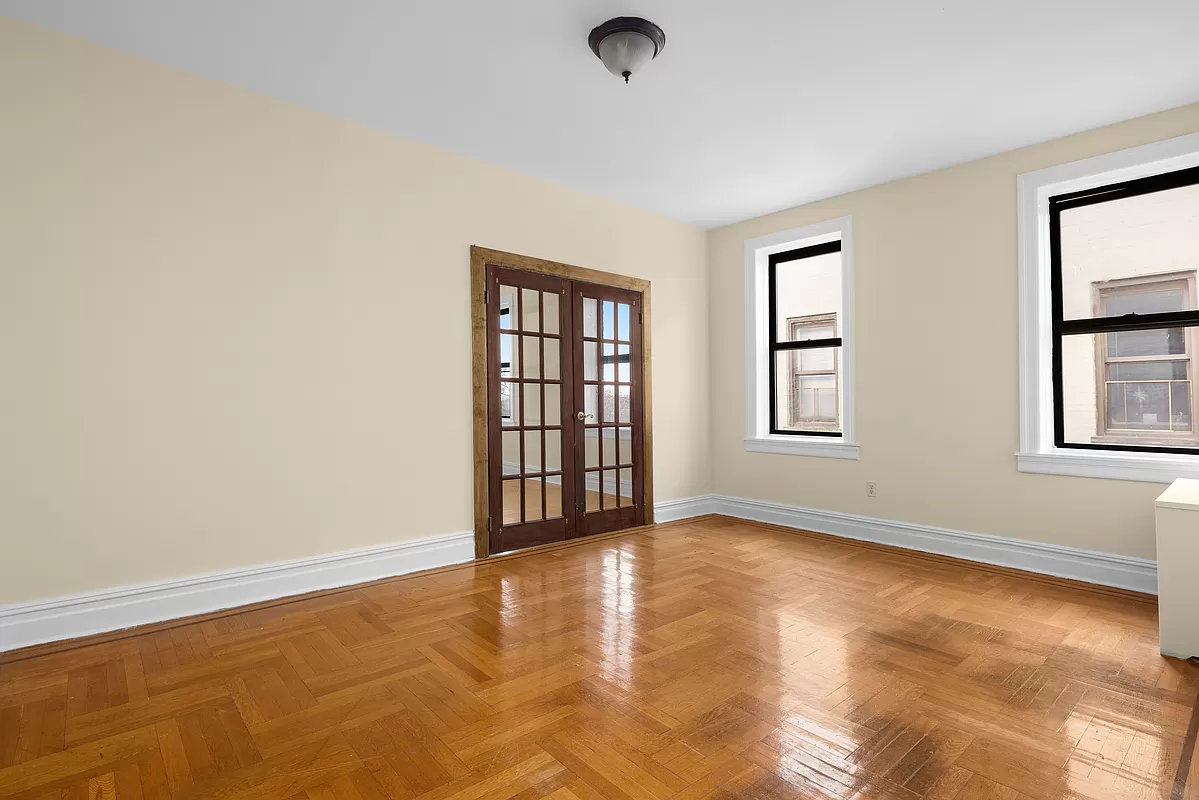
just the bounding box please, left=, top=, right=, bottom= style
left=773, top=349, right=841, bottom=434
left=773, top=249, right=842, bottom=342
left=1062, top=332, right=1196, bottom=445
left=1058, top=182, right=1199, bottom=321
left=618, top=303, right=630, bottom=341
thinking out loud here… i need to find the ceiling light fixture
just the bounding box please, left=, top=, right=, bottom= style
left=587, top=16, right=666, bottom=84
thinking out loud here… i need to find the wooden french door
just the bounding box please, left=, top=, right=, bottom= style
left=486, top=265, right=644, bottom=554
left=571, top=282, right=645, bottom=537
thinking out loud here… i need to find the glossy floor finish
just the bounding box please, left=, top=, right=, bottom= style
left=2, top=517, right=1197, bottom=799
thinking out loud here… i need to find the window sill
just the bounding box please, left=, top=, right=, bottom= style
left=745, top=437, right=859, bottom=460
left=1017, top=449, right=1199, bottom=483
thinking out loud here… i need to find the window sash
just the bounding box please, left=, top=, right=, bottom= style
left=768, top=242, right=842, bottom=436
left=1049, top=164, right=1199, bottom=454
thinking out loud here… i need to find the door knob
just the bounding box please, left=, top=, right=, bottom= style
left=576, top=411, right=594, bottom=421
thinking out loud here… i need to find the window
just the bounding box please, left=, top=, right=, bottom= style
left=1018, top=133, right=1199, bottom=481
left=769, top=242, right=843, bottom=435
left=745, top=217, right=855, bottom=458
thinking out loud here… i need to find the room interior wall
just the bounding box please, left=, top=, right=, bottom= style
left=707, top=102, right=1199, bottom=561
left=0, top=18, right=711, bottom=606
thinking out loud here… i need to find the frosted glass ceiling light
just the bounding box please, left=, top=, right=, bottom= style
left=588, top=17, right=666, bottom=84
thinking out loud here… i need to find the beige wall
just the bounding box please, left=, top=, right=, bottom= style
left=0, top=19, right=710, bottom=604
left=709, top=103, right=1199, bottom=561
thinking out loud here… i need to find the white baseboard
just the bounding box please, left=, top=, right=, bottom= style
left=651, top=494, right=1157, bottom=595
left=3, top=495, right=1158, bottom=653
left=654, top=495, right=720, bottom=522
left=0, top=532, right=474, bottom=653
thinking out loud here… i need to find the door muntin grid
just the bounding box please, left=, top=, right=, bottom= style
left=497, top=280, right=569, bottom=528
left=578, top=293, right=638, bottom=516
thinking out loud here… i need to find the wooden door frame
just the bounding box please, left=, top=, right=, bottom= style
left=471, top=246, right=654, bottom=559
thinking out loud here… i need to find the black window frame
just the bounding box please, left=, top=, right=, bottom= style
left=768, top=240, right=843, bottom=437
left=1050, top=163, right=1199, bottom=455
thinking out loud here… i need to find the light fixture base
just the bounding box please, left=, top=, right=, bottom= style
left=587, top=16, right=666, bottom=83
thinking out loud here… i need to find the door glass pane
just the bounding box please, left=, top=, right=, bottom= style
left=602, top=427, right=616, bottom=466
left=543, top=291, right=559, bottom=334
left=583, top=297, right=597, bottom=338
left=544, top=382, right=560, bottom=426
left=522, top=383, right=541, bottom=425
left=543, top=337, right=560, bottom=380
left=618, top=385, right=631, bottom=423
left=619, top=428, right=632, bottom=464
left=618, top=344, right=630, bottom=382
left=602, top=343, right=615, bottom=381
left=499, top=285, right=517, bottom=330
left=501, top=382, right=518, bottom=427
left=499, top=333, right=518, bottom=378
left=602, top=384, right=615, bottom=423
left=584, top=341, right=598, bottom=381
left=522, top=336, right=541, bottom=378
left=545, top=429, right=562, bottom=472
left=525, top=478, right=543, bottom=521
left=602, top=302, right=615, bottom=340
left=524, top=430, right=541, bottom=472
left=585, top=474, right=600, bottom=512
left=521, top=288, right=540, bottom=332
left=546, top=480, right=562, bottom=518
left=619, top=468, right=632, bottom=506
left=602, top=470, right=618, bottom=509
left=585, top=385, right=598, bottom=422
left=503, top=479, right=521, bottom=524
left=502, top=431, right=520, bottom=475
left=585, top=431, right=599, bottom=468
left=618, top=303, right=630, bottom=342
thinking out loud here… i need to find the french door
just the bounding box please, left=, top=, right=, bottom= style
left=486, top=265, right=644, bottom=554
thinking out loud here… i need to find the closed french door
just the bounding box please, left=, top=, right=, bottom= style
left=486, top=265, right=644, bottom=554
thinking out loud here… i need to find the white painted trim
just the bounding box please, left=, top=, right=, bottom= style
left=744, top=217, right=855, bottom=458
left=744, top=438, right=859, bottom=459
left=0, top=532, right=474, bottom=653
left=1017, top=133, right=1199, bottom=482
left=643, top=494, right=1157, bottom=594
left=1016, top=450, right=1199, bottom=483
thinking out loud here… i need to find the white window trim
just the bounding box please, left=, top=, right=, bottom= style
left=1017, top=132, right=1199, bottom=483
left=744, top=216, right=857, bottom=459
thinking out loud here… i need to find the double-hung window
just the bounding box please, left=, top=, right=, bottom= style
left=745, top=217, right=856, bottom=458
left=1019, top=133, right=1199, bottom=481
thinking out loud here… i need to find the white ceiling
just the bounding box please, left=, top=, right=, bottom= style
left=4, top=1, right=1198, bottom=228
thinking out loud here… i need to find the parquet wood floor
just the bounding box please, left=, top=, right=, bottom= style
left=2, top=516, right=1198, bottom=799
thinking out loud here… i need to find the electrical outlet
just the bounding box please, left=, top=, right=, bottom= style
left=866, top=482, right=877, bottom=498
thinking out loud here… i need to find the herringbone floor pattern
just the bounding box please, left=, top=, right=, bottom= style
left=2, top=517, right=1197, bottom=799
